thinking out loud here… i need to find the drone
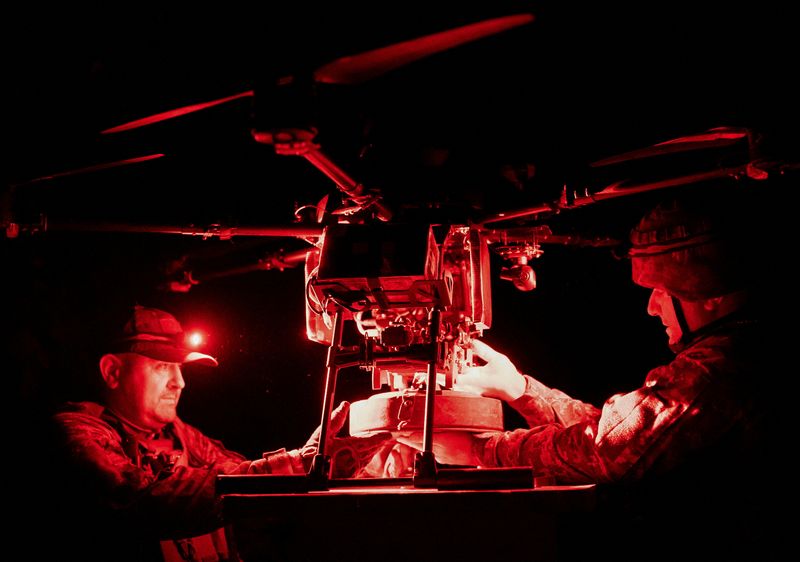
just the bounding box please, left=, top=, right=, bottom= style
left=4, top=11, right=786, bottom=489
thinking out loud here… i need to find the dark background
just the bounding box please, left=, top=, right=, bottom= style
left=5, top=1, right=794, bottom=457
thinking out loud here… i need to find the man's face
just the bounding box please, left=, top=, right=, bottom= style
left=647, top=287, right=683, bottom=345
left=115, top=353, right=185, bottom=430
left=647, top=287, right=716, bottom=345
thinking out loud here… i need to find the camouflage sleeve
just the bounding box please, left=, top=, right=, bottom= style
left=480, top=356, right=716, bottom=484
left=508, top=375, right=601, bottom=427
left=176, top=422, right=306, bottom=475
left=233, top=448, right=307, bottom=474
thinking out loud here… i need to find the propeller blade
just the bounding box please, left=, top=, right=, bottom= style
left=11, top=153, right=165, bottom=187
left=313, top=13, right=535, bottom=84
left=99, top=13, right=534, bottom=134
left=101, top=90, right=254, bottom=134
left=590, top=127, right=751, bottom=167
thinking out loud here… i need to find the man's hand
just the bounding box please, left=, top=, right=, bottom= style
left=454, top=340, right=526, bottom=402
left=302, top=401, right=391, bottom=478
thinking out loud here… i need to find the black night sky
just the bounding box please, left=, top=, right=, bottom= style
left=6, top=1, right=794, bottom=457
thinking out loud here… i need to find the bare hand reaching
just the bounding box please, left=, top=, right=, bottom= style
left=454, top=340, right=526, bottom=402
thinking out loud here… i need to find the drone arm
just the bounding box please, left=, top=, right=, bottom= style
left=199, top=247, right=314, bottom=283
left=301, top=148, right=361, bottom=196
left=569, top=163, right=772, bottom=207
left=25, top=220, right=323, bottom=239
left=476, top=202, right=558, bottom=228
left=477, top=159, right=775, bottom=229
left=253, top=127, right=393, bottom=222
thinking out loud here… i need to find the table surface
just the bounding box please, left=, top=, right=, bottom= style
left=220, top=480, right=597, bottom=562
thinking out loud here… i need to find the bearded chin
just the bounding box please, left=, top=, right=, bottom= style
left=155, top=403, right=179, bottom=424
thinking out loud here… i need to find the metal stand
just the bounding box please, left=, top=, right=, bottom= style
left=413, top=307, right=441, bottom=488
left=307, top=305, right=446, bottom=489
left=307, top=310, right=345, bottom=490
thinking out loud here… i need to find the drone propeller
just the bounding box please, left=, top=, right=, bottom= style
left=312, top=13, right=534, bottom=84
left=100, top=13, right=534, bottom=135
left=590, top=127, right=753, bottom=167
left=101, top=92, right=255, bottom=135
left=10, top=153, right=165, bottom=188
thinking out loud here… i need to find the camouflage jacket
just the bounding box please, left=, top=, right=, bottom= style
left=52, top=402, right=306, bottom=540
left=479, top=316, right=768, bottom=486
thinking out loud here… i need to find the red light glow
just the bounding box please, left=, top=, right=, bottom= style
left=187, top=332, right=204, bottom=348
